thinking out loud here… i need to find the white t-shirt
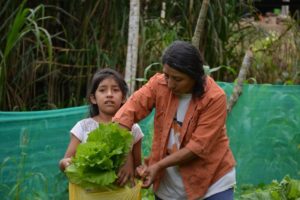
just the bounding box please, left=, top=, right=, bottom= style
left=70, top=118, right=143, bottom=144
left=156, top=94, right=236, bottom=200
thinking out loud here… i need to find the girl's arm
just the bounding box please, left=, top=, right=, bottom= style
left=117, top=151, right=134, bottom=186
left=116, top=123, right=143, bottom=186
left=59, top=134, right=81, bottom=171
left=117, top=139, right=142, bottom=186
left=132, top=139, right=142, bottom=172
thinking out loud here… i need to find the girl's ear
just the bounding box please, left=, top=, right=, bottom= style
left=90, top=94, right=97, bottom=104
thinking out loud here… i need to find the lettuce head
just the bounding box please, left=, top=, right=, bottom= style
left=65, top=122, right=133, bottom=189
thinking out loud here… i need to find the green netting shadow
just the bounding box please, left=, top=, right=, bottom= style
left=1, top=83, right=300, bottom=199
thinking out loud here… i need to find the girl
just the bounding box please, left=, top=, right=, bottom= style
left=59, top=68, right=143, bottom=186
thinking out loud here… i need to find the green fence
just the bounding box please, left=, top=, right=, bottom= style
left=1, top=82, right=300, bottom=199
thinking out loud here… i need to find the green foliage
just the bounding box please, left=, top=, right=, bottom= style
left=250, top=23, right=300, bottom=84
left=0, top=1, right=56, bottom=110
left=65, top=123, right=133, bottom=189
left=135, top=62, right=161, bottom=84
left=238, top=176, right=300, bottom=200
left=0, top=0, right=299, bottom=110
left=204, top=64, right=237, bottom=77
left=203, top=0, right=256, bottom=79
left=141, top=188, right=155, bottom=200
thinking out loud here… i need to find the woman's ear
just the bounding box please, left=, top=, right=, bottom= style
left=90, top=94, right=97, bottom=104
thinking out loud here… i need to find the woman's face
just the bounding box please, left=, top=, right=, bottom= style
left=90, top=77, right=124, bottom=116
left=163, top=64, right=196, bottom=95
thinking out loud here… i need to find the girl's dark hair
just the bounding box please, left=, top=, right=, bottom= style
left=88, top=68, right=128, bottom=117
left=162, top=41, right=206, bottom=97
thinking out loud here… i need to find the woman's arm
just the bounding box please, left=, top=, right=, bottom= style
left=113, top=74, right=161, bottom=128
left=59, top=134, right=81, bottom=171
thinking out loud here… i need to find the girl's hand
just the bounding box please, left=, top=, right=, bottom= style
left=59, top=157, right=72, bottom=171
left=117, top=153, right=135, bottom=187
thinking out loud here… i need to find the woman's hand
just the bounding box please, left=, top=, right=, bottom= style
left=117, top=153, right=135, bottom=187
left=138, top=148, right=196, bottom=187
left=137, top=164, right=160, bottom=188
left=136, top=165, right=147, bottom=177
left=59, top=157, right=72, bottom=171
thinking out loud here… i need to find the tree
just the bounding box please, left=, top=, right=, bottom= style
left=125, top=0, right=140, bottom=95
left=191, top=0, right=210, bottom=50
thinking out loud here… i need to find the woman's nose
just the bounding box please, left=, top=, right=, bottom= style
left=167, top=79, right=175, bottom=89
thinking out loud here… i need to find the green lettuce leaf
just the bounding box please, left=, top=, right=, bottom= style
left=65, top=122, right=133, bottom=189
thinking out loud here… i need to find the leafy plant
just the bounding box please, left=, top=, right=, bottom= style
left=250, top=20, right=300, bottom=84
left=135, top=62, right=161, bottom=84
left=238, top=176, right=300, bottom=200
left=65, top=123, right=133, bottom=189
left=204, top=64, right=237, bottom=77
left=0, top=1, right=56, bottom=110
left=1, top=0, right=299, bottom=111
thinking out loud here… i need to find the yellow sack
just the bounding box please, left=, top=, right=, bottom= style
left=69, top=182, right=142, bottom=200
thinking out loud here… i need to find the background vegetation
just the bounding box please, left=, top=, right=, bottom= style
left=1, top=0, right=299, bottom=111
left=1, top=1, right=300, bottom=199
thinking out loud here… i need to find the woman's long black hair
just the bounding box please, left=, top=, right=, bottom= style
left=162, top=41, right=206, bottom=98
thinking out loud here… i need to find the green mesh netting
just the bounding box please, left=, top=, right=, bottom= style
left=0, top=83, right=300, bottom=199
left=220, top=83, right=300, bottom=186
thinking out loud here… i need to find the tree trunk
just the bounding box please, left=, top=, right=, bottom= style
left=125, top=0, right=140, bottom=95
left=227, top=49, right=253, bottom=113
left=160, top=1, right=166, bottom=23
left=191, top=0, right=210, bottom=49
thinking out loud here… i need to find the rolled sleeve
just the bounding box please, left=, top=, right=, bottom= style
left=113, top=74, right=160, bottom=128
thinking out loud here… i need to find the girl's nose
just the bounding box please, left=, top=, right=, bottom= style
left=106, top=89, right=113, bottom=96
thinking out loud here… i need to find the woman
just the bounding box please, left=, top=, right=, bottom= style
left=113, top=41, right=236, bottom=200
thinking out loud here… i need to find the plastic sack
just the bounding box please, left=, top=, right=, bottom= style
left=69, top=182, right=142, bottom=200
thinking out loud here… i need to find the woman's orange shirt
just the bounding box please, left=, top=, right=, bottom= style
left=113, top=73, right=236, bottom=200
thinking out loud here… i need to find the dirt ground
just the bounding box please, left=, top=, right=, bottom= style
left=241, top=13, right=292, bottom=34
left=257, top=14, right=291, bottom=33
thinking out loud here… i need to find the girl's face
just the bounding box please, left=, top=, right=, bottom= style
left=163, top=64, right=196, bottom=95
left=90, top=77, right=125, bottom=116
